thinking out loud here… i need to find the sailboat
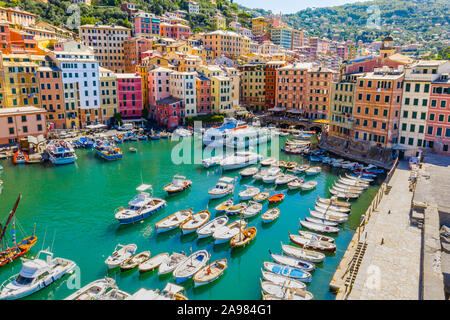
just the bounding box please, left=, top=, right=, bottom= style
left=0, top=194, right=37, bottom=267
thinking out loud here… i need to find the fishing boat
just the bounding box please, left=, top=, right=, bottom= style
left=238, top=185, right=260, bottom=200
left=305, top=166, right=321, bottom=176
left=364, top=164, right=385, bottom=174
left=261, top=281, right=313, bottom=300
left=280, top=243, right=326, bottom=263
left=287, top=164, right=309, bottom=174
left=261, top=270, right=306, bottom=290
left=338, top=177, right=369, bottom=188
left=105, top=243, right=137, bottom=269
left=312, top=207, right=349, bottom=219
left=158, top=252, right=187, bottom=276
left=214, top=199, right=233, bottom=214
left=270, top=253, right=315, bottom=272
left=220, top=151, right=262, bottom=170
left=329, top=188, right=360, bottom=199
left=239, top=167, right=258, bottom=177
left=242, top=201, right=263, bottom=218
left=225, top=203, right=247, bottom=216
left=282, top=146, right=305, bottom=155
left=0, top=195, right=38, bottom=267
left=163, top=175, right=192, bottom=195
left=317, top=196, right=352, bottom=208
left=208, top=177, right=235, bottom=199
left=64, top=277, right=117, bottom=300
left=120, top=251, right=151, bottom=271
left=268, top=194, right=285, bottom=204
left=309, top=210, right=348, bottom=224
left=260, top=157, right=278, bottom=166
left=94, top=141, right=122, bottom=161
left=300, top=220, right=339, bottom=234
left=353, top=169, right=377, bottom=178
left=115, top=185, right=167, bottom=224
left=288, top=233, right=336, bottom=253
left=100, top=287, right=131, bottom=300
left=345, top=173, right=374, bottom=183
left=212, top=220, right=247, bottom=245
left=13, top=151, right=28, bottom=164
left=193, top=259, right=227, bottom=287
left=287, top=178, right=304, bottom=190
left=298, top=230, right=335, bottom=243
left=196, top=216, right=229, bottom=239
left=155, top=209, right=193, bottom=233
left=139, top=253, right=170, bottom=273
left=261, top=208, right=280, bottom=223
left=46, top=140, right=77, bottom=165
left=230, top=227, right=257, bottom=248
left=333, top=183, right=365, bottom=193
left=262, top=167, right=282, bottom=184
left=173, top=250, right=209, bottom=283
left=180, top=210, right=210, bottom=234
left=202, top=156, right=223, bottom=168
left=253, top=191, right=269, bottom=202
left=275, top=174, right=297, bottom=185
left=305, top=216, right=339, bottom=227
left=253, top=168, right=269, bottom=180
left=263, top=261, right=311, bottom=282
left=0, top=249, right=76, bottom=300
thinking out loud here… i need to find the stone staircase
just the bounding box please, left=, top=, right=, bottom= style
left=343, top=241, right=368, bottom=291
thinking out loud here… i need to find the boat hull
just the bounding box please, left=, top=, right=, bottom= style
left=116, top=202, right=167, bottom=224
left=95, top=149, right=122, bottom=161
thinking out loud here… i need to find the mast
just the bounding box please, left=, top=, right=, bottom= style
left=0, top=194, right=22, bottom=251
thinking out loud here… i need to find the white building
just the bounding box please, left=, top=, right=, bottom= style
left=188, top=1, right=199, bottom=15
left=169, top=71, right=197, bottom=117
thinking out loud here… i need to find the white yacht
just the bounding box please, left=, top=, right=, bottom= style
left=202, top=155, right=223, bottom=168
left=46, top=140, right=77, bottom=165
left=172, top=128, right=192, bottom=138
left=220, top=151, right=262, bottom=171
left=224, top=126, right=272, bottom=149
left=115, top=184, right=167, bottom=224
left=208, top=177, right=235, bottom=199
left=0, top=250, right=76, bottom=300
left=202, top=118, right=245, bottom=147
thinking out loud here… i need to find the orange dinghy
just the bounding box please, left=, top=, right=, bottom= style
left=13, top=151, right=28, bottom=164
left=230, top=227, right=257, bottom=248
left=268, top=193, right=285, bottom=204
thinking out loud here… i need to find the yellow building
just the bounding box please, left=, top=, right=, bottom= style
left=239, top=63, right=266, bottom=112
left=199, top=65, right=232, bottom=114
left=0, top=53, right=40, bottom=109
left=99, top=67, right=118, bottom=124
left=251, top=17, right=269, bottom=37
left=214, top=15, right=226, bottom=30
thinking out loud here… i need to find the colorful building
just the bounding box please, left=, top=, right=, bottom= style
left=213, top=15, right=226, bottom=30
left=196, top=74, right=211, bottom=114
left=155, top=96, right=184, bottom=128
left=239, top=63, right=266, bottom=112
left=148, top=66, right=174, bottom=119
left=99, top=67, right=118, bottom=125
left=169, top=71, right=197, bottom=117
left=132, top=12, right=161, bottom=38
left=0, top=7, right=36, bottom=27
left=116, top=73, right=143, bottom=119
left=265, top=61, right=286, bottom=110
left=202, top=30, right=250, bottom=59
left=0, top=106, right=47, bottom=145
left=160, top=23, right=191, bottom=40
left=270, top=27, right=293, bottom=50
left=123, top=36, right=153, bottom=73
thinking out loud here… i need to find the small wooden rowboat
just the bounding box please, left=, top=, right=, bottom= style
left=260, top=281, right=314, bottom=300
left=105, top=243, right=137, bottom=269
left=138, top=252, right=170, bottom=273
left=268, top=193, right=285, bottom=204
left=215, top=199, right=233, bottom=214
left=239, top=167, right=258, bottom=177
left=230, top=227, right=257, bottom=248
left=305, top=216, right=339, bottom=227
left=261, top=270, right=306, bottom=290
left=315, top=201, right=351, bottom=213
left=196, top=216, right=229, bottom=239
left=289, top=232, right=336, bottom=253
left=163, top=175, right=192, bottom=194
left=300, top=181, right=317, bottom=191
left=261, top=208, right=280, bottom=223
left=193, top=259, right=227, bottom=287
left=213, top=220, right=247, bottom=244
left=242, top=201, right=263, bottom=218
left=155, top=209, right=193, bottom=233
left=120, top=251, right=151, bottom=271
left=253, top=191, right=269, bottom=202
left=263, top=261, right=312, bottom=282
left=298, top=230, right=335, bottom=243
left=225, top=203, right=247, bottom=216
left=281, top=243, right=326, bottom=263
left=300, top=220, right=339, bottom=234
left=180, top=210, right=210, bottom=234
left=270, top=253, right=315, bottom=272
left=317, top=196, right=351, bottom=208
left=158, top=252, right=187, bottom=275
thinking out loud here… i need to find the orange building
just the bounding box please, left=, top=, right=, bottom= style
left=202, top=30, right=250, bottom=59
left=0, top=7, right=36, bottom=27
left=123, top=36, right=153, bottom=73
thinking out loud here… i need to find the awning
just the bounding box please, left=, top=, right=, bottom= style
left=286, top=109, right=303, bottom=114
left=86, top=124, right=107, bottom=129
left=268, top=107, right=286, bottom=112
left=313, top=119, right=329, bottom=124
left=392, top=145, right=409, bottom=150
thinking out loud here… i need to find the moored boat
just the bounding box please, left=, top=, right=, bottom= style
left=158, top=252, right=187, bottom=276
left=64, top=277, right=116, bottom=300
left=230, top=227, right=257, bottom=248
left=239, top=167, right=258, bottom=177
left=225, top=202, right=247, bottom=216
left=289, top=232, right=336, bottom=253
left=193, top=259, right=227, bottom=287
left=105, top=243, right=137, bottom=269
left=213, top=220, right=247, bottom=245
left=300, top=220, right=339, bottom=234
left=46, top=140, right=77, bottom=165
left=253, top=191, right=269, bottom=202
left=305, top=216, right=339, bottom=227
left=163, top=175, right=192, bottom=195
left=281, top=243, right=326, bottom=263
left=317, top=196, right=352, bottom=208
left=270, top=253, right=315, bottom=272
left=173, top=250, right=209, bottom=283
left=263, top=261, right=311, bottom=282
left=305, top=166, right=321, bottom=176
left=139, top=252, right=170, bottom=273
left=120, top=251, right=151, bottom=271
left=268, top=193, right=285, bottom=204
left=13, top=151, right=28, bottom=164
left=214, top=199, right=233, bottom=214
left=261, top=208, right=280, bottom=223
left=301, top=181, right=317, bottom=191
left=260, top=281, right=313, bottom=300
left=155, top=209, right=193, bottom=233
left=260, top=270, right=306, bottom=290
left=242, top=201, right=263, bottom=218
left=238, top=185, right=260, bottom=200
left=208, top=177, right=235, bottom=199
left=196, top=216, right=229, bottom=239
left=180, top=210, right=210, bottom=234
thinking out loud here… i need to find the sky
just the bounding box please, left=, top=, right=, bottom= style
left=235, top=0, right=367, bottom=14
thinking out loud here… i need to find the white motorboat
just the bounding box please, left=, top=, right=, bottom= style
left=305, top=166, right=321, bottom=176
left=280, top=243, right=325, bottom=263
left=105, top=243, right=137, bottom=269
left=224, top=126, right=272, bottom=149
left=242, top=201, right=263, bottom=218
left=262, top=167, right=282, bottom=183
left=173, top=250, right=210, bottom=283
left=0, top=250, right=76, bottom=300
left=220, top=151, right=262, bottom=170
left=46, top=140, right=77, bottom=165
left=155, top=209, right=193, bottom=233
left=115, top=184, right=167, bottom=224
left=213, top=219, right=247, bottom=244
left=208, top=177, right=235, bottom=199
left=158, top=252, right=187, bottom=275
left=300, top=220, right=339, bottom=234
left=238, top=185, right=260, bottom=200
left=214, top=199, right=234, bottom=214
left=260, top=281, right=313, bottom=300
left=261, top=270, right=306, bottom=290
left=64, top=277, right=116, bottom=300
left=196, top=216, right=229, bottom=239
left=173, top=128, right=192, bottom=138
left=163, top=175, right=192, bottom=194
left=275, top=174, right=296, bottom=185
left=180, top=210, right=210, bottom=234
left=239, top=167, right=259, bottom=177
left=260, top=157, right=278, bottom=166
left=202, top=155, right=223, bottom=168
left=202, top=117, right=245, bottom=147
left=300, top=180, right=317, bottom=191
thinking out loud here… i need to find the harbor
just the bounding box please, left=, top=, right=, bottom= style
left=0, top=131, right=381, bottom=300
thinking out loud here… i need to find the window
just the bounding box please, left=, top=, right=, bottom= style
left=7, top=117, right=13, bottom=124
left=405, top=83, right=410, bottom=92
left=436, top=127, right=442, bottom=136
left=412, top=112, right=417, bottom=119
left=23, top=126, right=28, bottom=133
left=419, top=125, right=424, bottom=133
left=429, top=113, right=435, bottom=121
left=424, top=84, right=430, bottom=93
left=21, top=116, right=27, bottom=122
left=427, top=126, right=433, bottom=135
left=405, top=98, right=410, bottom=105
left=408, top=138, right=414, bottom=145
left=410, top=124, right=415, bottom=132
left=9, top=128, right=14, bottom=134
left=400, top=136, right=406, bottom=144
left=431, top=100, right=437, bottom=107
left=403, top=111, right=408, bottom=118
left=421, top=112, right=426, bottom=120
left=402, top=123, right=407, bottom=131
left=414, top=83, right=420, bottom=92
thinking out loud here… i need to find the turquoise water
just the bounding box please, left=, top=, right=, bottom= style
left=0, top=136, right=379, bottom=300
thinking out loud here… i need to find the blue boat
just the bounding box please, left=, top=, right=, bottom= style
left=46, top=140, right=77, bottom=165
left=94, top=141, right=122, bottom=161
left=309, top=155, right=323, bottom=162
left=263, top=261, right=312, bottom=282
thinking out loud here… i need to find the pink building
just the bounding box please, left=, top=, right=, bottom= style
left=116, top=73, right=143, bottom=118
left=160, top=23, right=191, bottom=40
left=0, top=106, right=47, bottom=145
left=425, top=74, right=450, bottom=154
left=196, top=74, right=212, bottom=115
left=148, top=66, right=173, bottom=119
left=155, top=96, right=184, bottom=128
left=133, top=12, right=160, bottom=37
